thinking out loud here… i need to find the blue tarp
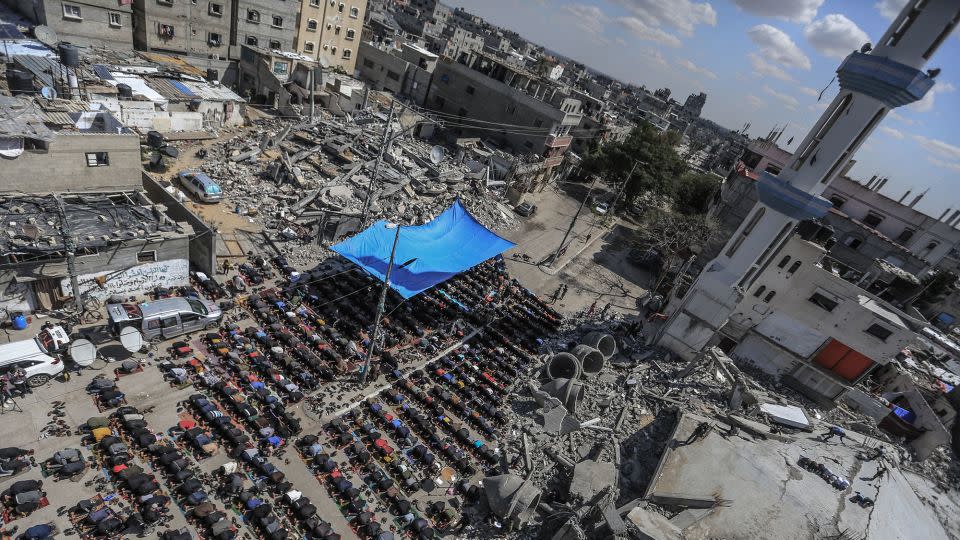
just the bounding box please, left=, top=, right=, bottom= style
left=331, top=200, right=515, bottom=299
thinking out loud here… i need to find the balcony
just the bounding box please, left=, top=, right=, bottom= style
left=545, top=134, right=572, bottom=149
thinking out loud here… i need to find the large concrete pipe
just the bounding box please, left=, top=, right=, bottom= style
left=582, top=332, right=617, bottom=359
left=546, top=352, right=581, bottom=380
left=572, top=344, right=604, bottom=376
left=540, top=378, right=585, bottom=413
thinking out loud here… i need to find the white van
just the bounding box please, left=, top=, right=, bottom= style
left=0, top=326, right=69, bottom=387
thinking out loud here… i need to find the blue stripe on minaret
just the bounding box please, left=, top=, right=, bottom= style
left=755, top=172, right=833, bottom=221
left=837, top=52, right=935, bottom=109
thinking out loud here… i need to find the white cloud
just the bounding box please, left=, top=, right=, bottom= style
left=746, top=94, right=767, bottom=108
left=748, top=24, right=811, bottom=70
left=808, top=102, right=829, bottom=113
left=748, top=52, right=793, bottom=81
left=612, top=0, right=717, bottom=36
left=913, top=135, right=960, bottom=161
left=678, top=58, right=717, bottom=79
left=731, top=0, right=823, bottom=23
left=641, top=47, right=668, bottom=67
left=878, top=126, right=904, bottom=139
left=887, top=110, right=915, bottom=125
left=616, top=17, right=683, bottom=47
left=804, top=14, right=871, bottom=58
left=798, top=86, right=819, bottom=97
left=875, top=0, right=907, bottom=20
left=929, top=158, right=960, bottom=172
left=561, top=5, right=607, bottom=33
left=762, top=84, right=799, bottom=109
left=910, top=82, right=956, bottom=113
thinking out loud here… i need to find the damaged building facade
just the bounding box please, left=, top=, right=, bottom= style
left=657, top=0, right=956, bottom=402
left=2, top=0, right=134, bottom=49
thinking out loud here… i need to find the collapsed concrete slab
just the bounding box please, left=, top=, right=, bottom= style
left=759, top=403, right=812, bottom=430
left=569, top=460, right=617, bottom=502
left=625, top=506, right=682, bottom=540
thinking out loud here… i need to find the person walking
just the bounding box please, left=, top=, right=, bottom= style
left=821, top=425, right=846, bottom=444
left=559, top=284, right=568, bottom=300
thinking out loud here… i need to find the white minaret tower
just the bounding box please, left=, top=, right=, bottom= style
left=656, top=0, right=960, bottom=359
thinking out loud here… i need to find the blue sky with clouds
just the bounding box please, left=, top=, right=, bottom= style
left=448, top=0, right=960, bottom=218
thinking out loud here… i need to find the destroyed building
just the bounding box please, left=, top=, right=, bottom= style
left=355, top=41, right=437, bottom=105
left=425, top=50, right=582, bottom=192
left=238, top=45, right=325, bottom=116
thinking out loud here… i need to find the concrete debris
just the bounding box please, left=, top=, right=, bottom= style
left=570, top=460, right=618, bottom=502
left=625, top=506, right=683, bottom=540
left=759, top=402, right=812, bottom=430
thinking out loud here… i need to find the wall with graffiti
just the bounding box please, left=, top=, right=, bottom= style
left=60, top=259, right=190, bottom=300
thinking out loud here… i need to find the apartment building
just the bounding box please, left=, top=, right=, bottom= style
left=132, top=0, right=233, bottom=58
left=3, top=0, right=133, bottom=49
left=294, top=0, right=367, bottom=73
left=229, top=0, right=300, bottom=58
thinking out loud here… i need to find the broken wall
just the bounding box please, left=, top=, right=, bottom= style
left=142, top=175, right=217, bottom=276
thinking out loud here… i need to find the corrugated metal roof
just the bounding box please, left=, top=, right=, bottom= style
left=13, top=55, right=61, bottom=88
left=179, top=80, right=244, bottom=102
left=144, top=77, right=195, bottom=100
left=136, top=52, right=206, bottom=77
left=0, top=97, right=54, bottom=140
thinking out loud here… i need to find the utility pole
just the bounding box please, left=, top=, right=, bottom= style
left=609, top=160, right=641, bottom=216
left=361, top=100, right=396, bottom=225
left=52, top=195, right=84, bottom=314
left=362, top=222, right=401, bottom=384
left=551, top=171, right=596, bottom=266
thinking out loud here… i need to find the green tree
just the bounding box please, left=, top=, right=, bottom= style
left=672, top=173, right=720, bottom=215
left=579, top=123, right=686, bottom=208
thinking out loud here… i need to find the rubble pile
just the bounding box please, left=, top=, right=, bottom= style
left=181, top=108, right=519, bottom=268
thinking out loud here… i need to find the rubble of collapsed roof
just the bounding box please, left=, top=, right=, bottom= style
left=175, top=105, right=520, bottom=267
left=0, top=194, right=180, bottom=256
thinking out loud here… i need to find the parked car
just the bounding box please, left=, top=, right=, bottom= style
left=595, top=203, right=609, bottom=214
left=0, top=325, right=69, bottom=386
left=514, top=202, right=537, bottom=217
left=177, top=171, right=223, bottom=203
left=106, top=297, right=222, bottom=341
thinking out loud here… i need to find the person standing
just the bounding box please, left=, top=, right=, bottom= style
left=10, top=367, right=27, bottom=396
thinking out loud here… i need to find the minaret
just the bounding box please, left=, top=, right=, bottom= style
left=656, top=0, right=960, bottom=359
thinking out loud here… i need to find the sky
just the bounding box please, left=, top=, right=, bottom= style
left=447, top=0, right=960, bottom=219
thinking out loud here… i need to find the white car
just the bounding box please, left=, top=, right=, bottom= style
left=0, top=325, right=69, bottom=387
left=595, top=203, right=609, bottom=214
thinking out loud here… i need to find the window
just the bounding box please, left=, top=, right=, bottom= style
left=137, top=251, right=157, bottom=263
left=763, top=164, right=781, bottom=175
left=108, top=11, right=122, bottom=27
left=338, top=2, right=345, bottom=12
left=246, top=35, right=259, bottom=46
left=386, top=70, right=400, bottom=81
left=777, top=255, right=791, bottom=269
left=310, top=0, right=319, bottom=5
left=843, top=235, right=863, bottom=249
left=809, top=292, right=839, bottom=312
left=363, top=58, right=375, bottom=69
left=792, top=93, right=853, bottom=171
left=787, top=261, right=801, bottom=275
left=763, top=291, right=776, bottom=303
left=273, top=61, right=288, bottom=75
left=160, top=316, right=179, bottom=329
left=726, top=207, right=765, bottom=257
left=209, top=2, right=223, bottom=16
left=208, top=32, right=222, bottom=46
left=342, top=48, right=351, bottom=59
left=181, top=312, right=200, bottom=323
left=865, top=323, right=893, bottom=341
left=828, top=195, right=846, bottom=208
left=346, top=29, right=356, bottom=40
left=157, top=0, right=173, bottom=4
left=147, top=319, right=161, bottom=330
left=897, top=229, right=914, bottom=243
left=272, top=15, right=283, bottom=28
left=247, top=9, right=260, bottom=23
left=925, top=241, right=940, bottom=253
left=753, top=285, right=766, bottom=298
left=350, top=6, right=360, bottom=18
left=307, top=19, right=318, bottom=31
left=63, top=3, right=82, bottom=19
left=465, top=85, right=475, bottom=95
left=862, top=212, right=884, bottom=228
left=304, top=42, right=315, bottom=52
left=86, top=152, right=109, bottom=167
left=331, top=46, right=337, bottom=54
left=269, top=40, right=281, bottom=49
left=335, top=25, right=341, bottom=35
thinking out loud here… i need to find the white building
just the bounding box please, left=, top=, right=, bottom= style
left=655, top=0, right=959, bottom=400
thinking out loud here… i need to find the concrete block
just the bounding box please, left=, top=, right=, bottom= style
left=669, top=507, right=713, bottom=529
left=626, top=507, right=683, bottom=540
left=759, top=403, right=811, bottom=430
left=569, top=460, right=616, bottom=501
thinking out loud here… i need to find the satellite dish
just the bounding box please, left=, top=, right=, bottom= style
left=120, top=326, right=144, bottom=353
left=33, top=25, right=59, bottom=49
left=429, top=146, right=444, bottom=164
left=40, top=87, right=57, bottom=99
left=318, top=56, right=330, bottom=69
left=69, top=339, right=97, bottom=367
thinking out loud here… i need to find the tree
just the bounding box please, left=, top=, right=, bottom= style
left=672, top=173, right=720, bottom=216
left=579, top=123, right=686, bottom=208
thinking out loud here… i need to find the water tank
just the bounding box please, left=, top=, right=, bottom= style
left=58, top=42, right=80, bottom=68
left=206, top=68, right=218, bottom=81
left=796, top=220, right=820, bottom=241
left=146, top=130, right=164, bottom=148
left=6, top=68, right=34, bottom=95
left=116, top=83, right=133, bottom=99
